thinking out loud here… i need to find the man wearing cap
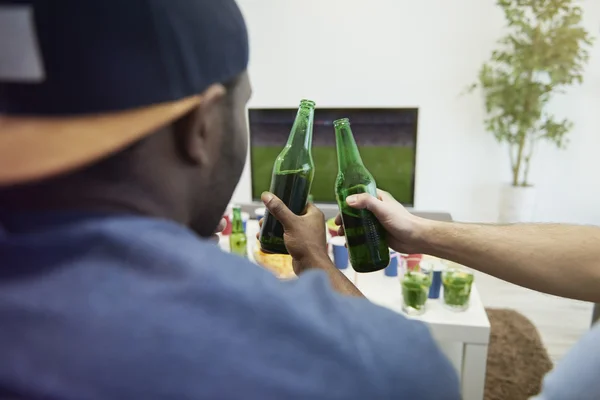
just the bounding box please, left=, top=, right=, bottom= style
left=0, top=1, right=459, bottom=399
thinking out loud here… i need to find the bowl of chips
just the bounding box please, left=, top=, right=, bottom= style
left=253, top=244, right=296, bottom=280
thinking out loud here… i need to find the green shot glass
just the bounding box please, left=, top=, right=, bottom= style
left=401, top=271, right=432, bottom=316
left=442, top=268, right=474, bottom=311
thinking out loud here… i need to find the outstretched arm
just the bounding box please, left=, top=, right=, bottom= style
left=416, top=221, right=600, bottom=303
left=342, top=191, right=600, bottom=303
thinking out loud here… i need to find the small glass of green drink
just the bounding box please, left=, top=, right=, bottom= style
left=442, top=268, right=474, bottom=311
left=401, top=270, right=432, bottom=316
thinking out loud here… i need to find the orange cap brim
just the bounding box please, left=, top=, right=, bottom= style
left=0, top=95, right=201, bottom=186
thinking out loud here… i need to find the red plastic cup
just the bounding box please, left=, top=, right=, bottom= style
left=222, top=215, right=232, bottom=236
left=402, top=254, right=423, bottom=271
left=327, top=218, right=338, bottom=237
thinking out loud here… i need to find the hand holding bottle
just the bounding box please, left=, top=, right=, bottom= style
left=259, top=191, right=331, bottom=274
left=259, top=191, right=363, bottom=297
left=335, top=190, right=425, bottom=255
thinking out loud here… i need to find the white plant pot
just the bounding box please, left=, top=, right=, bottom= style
left=498, top=185, right=536, bottom=223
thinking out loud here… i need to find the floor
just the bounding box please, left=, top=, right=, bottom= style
left=473, top=270, right=594, bottom=363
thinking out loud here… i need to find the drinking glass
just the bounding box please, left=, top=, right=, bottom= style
left=401, top=271, right=432, bottom=316
left=442, top=268, right=474, bottom=311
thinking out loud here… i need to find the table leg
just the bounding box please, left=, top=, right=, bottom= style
left=461, top=343, right=488, bottom=400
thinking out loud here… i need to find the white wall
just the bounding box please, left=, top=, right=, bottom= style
left=232, top=0, right=600, bottom=224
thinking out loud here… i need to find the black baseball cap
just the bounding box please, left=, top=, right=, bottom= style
left=0, top=0, right=249, bottom=185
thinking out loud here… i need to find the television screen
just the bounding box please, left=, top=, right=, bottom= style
left=249, top=108, right=418, bottom=206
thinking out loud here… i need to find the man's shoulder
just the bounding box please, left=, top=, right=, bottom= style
left=20, top=213, right=247, bottom=277
left=0, top=214, right=460, bottom=398
left=69, top=217, right=456, bottom=393
left=536, top=323, right=600, bottom=400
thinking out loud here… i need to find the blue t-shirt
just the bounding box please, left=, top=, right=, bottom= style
left=0, top=213, right=459, bottom=399
left=533, top=322, right=600, bottom=400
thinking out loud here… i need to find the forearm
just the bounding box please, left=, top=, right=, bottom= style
left=295, top=255, right=364, bottom=297
left=415, top=220, right=600, bottom=302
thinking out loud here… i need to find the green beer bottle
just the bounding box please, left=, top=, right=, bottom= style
left=229, top=206, right=247, bottom=257
left=259, top=99, right=316, bottom=254
left=334, top=118, right=390, bottom=272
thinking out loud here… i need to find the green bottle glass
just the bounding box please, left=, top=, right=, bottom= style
left=259, top=99, right=316, bottom=254
left=334, top=118, right=390, bottom=272
left=229, top=206, right=247, bottom=257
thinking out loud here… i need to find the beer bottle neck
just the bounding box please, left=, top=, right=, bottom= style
left=334, top=121, right=364, bottom=170
left=232, top=209, right=244, bottom=233
left=286, top=105, right=314, bottom=151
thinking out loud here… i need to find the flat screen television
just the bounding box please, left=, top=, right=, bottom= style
left=249, top=108, right=418, bottom=206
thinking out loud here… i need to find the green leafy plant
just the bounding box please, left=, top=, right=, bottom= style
left=471, top=0, right=593, bottom=187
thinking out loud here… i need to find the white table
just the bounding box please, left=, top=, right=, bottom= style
left=223, top=220, right=491, bottom=400
left=341, top=268, right=490, bottom=400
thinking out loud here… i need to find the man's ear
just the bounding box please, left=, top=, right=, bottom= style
left=172, top=83, right=227, bottom=166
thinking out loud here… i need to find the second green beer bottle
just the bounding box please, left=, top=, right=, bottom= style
left=334, top=118, right=390, bottom=272
left=259, top=99, right=316, bottom=254
left=229, top=206, right=247, bottom=257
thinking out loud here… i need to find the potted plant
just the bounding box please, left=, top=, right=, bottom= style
left=471, top=0, right=593, bottom=222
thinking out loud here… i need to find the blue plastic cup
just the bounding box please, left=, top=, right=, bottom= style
left=429, top=271, right=442, bottom=299
left=385, top=250, right=399, bottom=277
left=329, top=236, right=348, bottom=269
left=428, top=261, right=445, bottom=299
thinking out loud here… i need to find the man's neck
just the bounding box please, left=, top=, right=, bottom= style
left=0, top=180, right=189, bottom=225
